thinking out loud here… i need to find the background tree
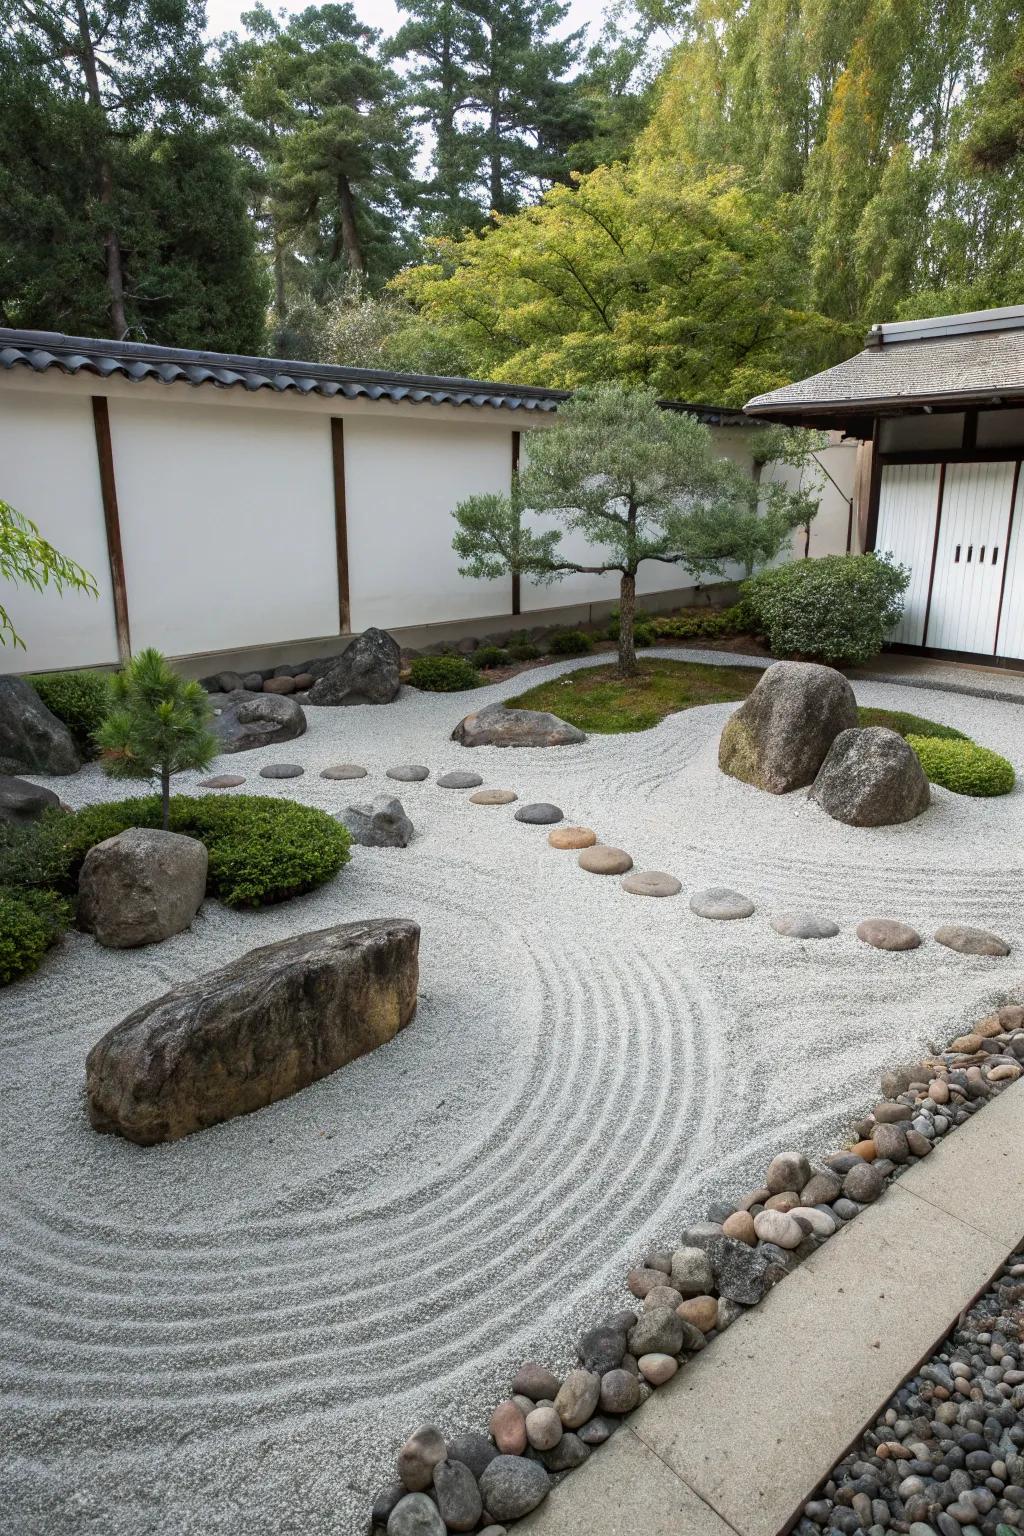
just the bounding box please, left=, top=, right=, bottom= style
left=97, top=649, right=217, bottom=830
left=0, top=0, right=266, bottom=347
left=452, top=384, right=816, bottom=674
left=0, top=501, right=97, bottom=648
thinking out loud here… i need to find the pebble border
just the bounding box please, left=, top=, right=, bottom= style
left=371, top=1004, right=1024, bottom=1535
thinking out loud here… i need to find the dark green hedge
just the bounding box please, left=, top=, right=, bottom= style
left=26, top=670, right=113, bottom=758
left=0, top=888, right=72, bottom=986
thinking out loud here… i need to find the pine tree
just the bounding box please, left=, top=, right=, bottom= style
left=97, top=650, right=218, bottom=831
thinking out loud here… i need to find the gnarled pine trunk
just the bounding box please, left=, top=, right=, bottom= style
left=618, top=571, right=638, bottom=677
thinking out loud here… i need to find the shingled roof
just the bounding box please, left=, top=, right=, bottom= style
left=0, top=327, right=748, bottom=424
left=745, top=304, right=1024, bottom=427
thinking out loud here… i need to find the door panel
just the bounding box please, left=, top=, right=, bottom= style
left=996, top=468, right=1024, bottom=661
left=927, top=462, right=1016, bottom=655
left=874, top=464, right=941, bottom=645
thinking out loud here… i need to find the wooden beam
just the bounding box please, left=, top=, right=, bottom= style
left=511, top=429, right=521, bottom=616
left=330, top=417, right=351, bottom=633
left=91, top=395, right=131, bottom=664
left=862, top=418, right=883, bottom=552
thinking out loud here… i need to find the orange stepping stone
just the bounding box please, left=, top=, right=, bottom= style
left=578, top=845, right=633, bottom=875
left=548, top=826, right=597, bottom=849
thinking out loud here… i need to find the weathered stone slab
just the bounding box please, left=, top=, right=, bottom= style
left=453, top=703, right=585, bottom=748
left=211, top=690, right=306, bottom=754
left=307, top=628, right=401, bottom=705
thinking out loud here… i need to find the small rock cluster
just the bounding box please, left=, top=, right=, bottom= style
left=200, top=628, right=401, bottom=708
left=370, top=1003, right=1024, bottom=1533
left=796, top=1244, right=1024, bottom=1536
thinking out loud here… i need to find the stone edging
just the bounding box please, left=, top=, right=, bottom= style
left=370, top=1001, right=1024, bottom=1535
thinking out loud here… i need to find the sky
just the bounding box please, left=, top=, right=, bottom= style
left=204, top=0, right=610, bottom=42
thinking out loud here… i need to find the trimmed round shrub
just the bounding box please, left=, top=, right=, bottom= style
left=32, top=795, right=351, bottom=908
left=741, top=553, right=910, bottom=665
left=549, top=629, right=594, bottom=656
left=0, top=887, right=71, bottom=985
left=507, top=641, right=541, bottom=662
left=473, top=645, right=510, bottom=669
left=408, top=655, right=480, bottom=691
left=907, top=736, right=1016, bottom=797
left=26, top=669, right=113, bottom=757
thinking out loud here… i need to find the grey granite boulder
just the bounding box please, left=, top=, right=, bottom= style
left=809, top=726, right=931, bottom=826
left=86, top=917, right=420, bottom=1143
left=478, top=1457, right=551, bottom=1521
left=340, top=795, right=413, bottom=847
left=452, top=702, right=585, bottom=748
left=0, top=676, right=80, bottom=776
left=211, top=690, right=306, bottom=754
left=719, top=661, right=857, bottom=793
left=78, top=828, right=208, bottom=949
left=0, top=773, right=62, bottom=825
left=308, top=627, right=401, bottom=705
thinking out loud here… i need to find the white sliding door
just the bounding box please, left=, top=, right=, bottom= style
left=927, top=462, right=1016, bottom=655
left=996, top=468, right=1024, bottom=661
left=874, top=464, right=941, bottom=645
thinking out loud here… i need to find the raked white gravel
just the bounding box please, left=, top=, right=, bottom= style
left=3, top=648, right=1023, bottom=1536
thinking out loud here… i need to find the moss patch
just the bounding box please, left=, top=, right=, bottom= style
left=508, top=660, right=763, bottom=733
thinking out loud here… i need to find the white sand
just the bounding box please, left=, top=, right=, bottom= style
left=2, top=649, right=1023, bottom=1536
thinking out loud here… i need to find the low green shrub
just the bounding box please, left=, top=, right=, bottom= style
left=548, top=629, right=594, bottom=656
left=507, top=641, right=541, bottom=662
left=741, top=554, right=909, bottom=665
left=857, top=707, right=969, bottom=742
left=0, top=887, right=72, bottom=985
left=651, top=603, right=752, bottom=640
left=409, top=655, right=480, bottom=691
left=26, top=670, right=113, bottom=757
left=907, top=736, right=1016, bottom=797
left=605, top=611, right=654, bottom=645
left=473, top=645, right=510, bottom=669
left=31, top=795, right=351, bottom=908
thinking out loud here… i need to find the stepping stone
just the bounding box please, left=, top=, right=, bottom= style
left=470, top=788, right=518, bottom=805
left=689, top=887, right=755, bottom=920
left=259, top=763, right=303, bottom=779
left=387, top=765, right=430, bottom=782
left=578, top=845, right=633, bottom=875
left=514, top=803, right=563, bottom=825
left=770, top=911, right=840, bottom=939
left=436, top=771, right=484, bottom=789
left=200, top=774, right=245, bottom=789
left=621, top=871, right=681, bottom=898
left=934, top=924, right=1010, bottom=957
left=548, top=826, right=597, bottom=849
left=856, top=918, right=922, bottom=952
left=320, top=764, right=368, bottom=780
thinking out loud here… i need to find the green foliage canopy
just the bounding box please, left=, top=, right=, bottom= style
left=0, top=502, right=98, bottom=649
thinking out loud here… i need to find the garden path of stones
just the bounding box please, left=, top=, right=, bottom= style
left=4, top=648, right=1022, bottom=1536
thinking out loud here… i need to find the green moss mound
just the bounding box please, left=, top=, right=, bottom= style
left=0, top=888, right=72, bottom=985
left=907, top=737, right=1016, bottom=797
left=409, top=655, right=480, bottom=691
left=26, top=670, right=113, bottom=758
left=856, top=707, right=969, bottom=742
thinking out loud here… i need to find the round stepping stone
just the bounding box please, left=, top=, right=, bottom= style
left=578, top=845, right=633, bottom=875
left=200, top=774, right=245, bottom=789
left=621, top=870, right=681, bottom=898
left=320, top=764, right=368, bottom=780
left=469, top=788, right=518, bottom=805
left=934, top=924, right=1010, bottom=957
left=387, top=765, right=430, bottom=782
left=514, top=803, right=563, bottom=825
left=770, top=911, right=839, bottom=939
left=856, top=918, right=921, bottom=952
left=548, top=826, right=597, bottom=849
left=689, top=887, right=755, bottom=921
left=259, top=763, right=303, bottom=779
left=436, top=771, right=484, bottom=789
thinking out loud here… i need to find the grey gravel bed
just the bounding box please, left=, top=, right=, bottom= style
left=2, top=650, right=1023, bottom=1536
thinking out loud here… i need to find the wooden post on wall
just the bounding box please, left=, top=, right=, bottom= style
left=331, top=418, right=352, bottom=633
left=91, top=396, right=132, bottom=664
left=511, top=429, right=521, bottom=616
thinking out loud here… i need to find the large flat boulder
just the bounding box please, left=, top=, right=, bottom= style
left=308, top=628, right=401, bottom=705
left=452, top=702, right=585, bottom=748
left=86, top=918, right=420, bottom=1143
left=0, top=773, right=62, bottom=825
left=718, top=661, right=857, bottom=793
left=809, top=727, right=931, bottom=826
left=211, top=689, right=306, bottom=753
left=79, top=827, right=208, bottom=948
left=0, top=676, right=80, bottom=776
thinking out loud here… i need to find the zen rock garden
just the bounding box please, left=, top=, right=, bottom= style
left=1, top=631, right=1020, bottom=1536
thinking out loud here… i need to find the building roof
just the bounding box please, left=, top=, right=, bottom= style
left=745, top=304, right=1024, bottom=427
left=0, top=327, right=748, bottom=425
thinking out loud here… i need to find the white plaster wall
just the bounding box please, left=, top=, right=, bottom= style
left=344, top=416, right=512, bottom=630
left=759, top=438, right=859, bottom=562
left=0, top=388, right=119, bottom=673
left=109, top=397, right=339, bottom=657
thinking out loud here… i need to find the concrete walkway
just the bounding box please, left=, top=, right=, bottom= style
left=850, top=651, right=1024, bottom=704
left=519, top=1081, right=1024, bottom=1536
